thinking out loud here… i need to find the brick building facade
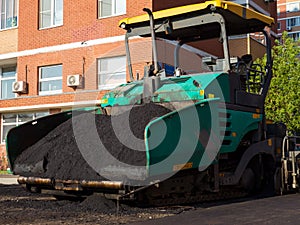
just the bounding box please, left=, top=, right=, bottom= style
left=0, top=0, right=276, bottom=170
left=277, top=0, right=300, bottom=40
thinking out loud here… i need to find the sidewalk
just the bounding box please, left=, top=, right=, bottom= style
left=0, top=174, right=18, bottom=185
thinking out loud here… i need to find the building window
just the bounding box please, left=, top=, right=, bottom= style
left=288, top=32, right=300, bottom=41
left=0, top=67, right=16, bottom=100
left=39, top=64, right=62, bottom=95
left=286, top=16, right=300, bottom=28
left=98, top=0, right=126, bottom=18
left=98, top=56, right=126, bottom=89
left=287, top=2, right=300, bottom=12
left=277, top=22, right=281, bottom=30
left=0, top=0, right=18, bottom=30
left=39, top=0, right=63, bottom=29
left=1, top=111, right=49, bottom=143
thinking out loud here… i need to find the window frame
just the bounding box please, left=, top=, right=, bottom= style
left=98, top=0, right=126, bottom=19
left=39, top=64, right=63, bottom=95
left=288, top=31, right=300, bottom=41
left=0, top=0, right=18, bottom=30
left=1, top=111, right=49, bottom=143
left=286, top=16, right=300, bottom=27
left=97, top=55, right=126, bottom=90
left=0, top=67, right=16, bottom=100
left=39, top=0, right=63, bottom=29
left=287, top=2, right=300, bottom=13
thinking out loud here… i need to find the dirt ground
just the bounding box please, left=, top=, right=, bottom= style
left=0, top=184, right=188, bottom=225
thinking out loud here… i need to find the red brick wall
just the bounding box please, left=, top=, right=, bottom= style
left=153, top=0, right=205, bottom=11
left=251, top=0, right=277, bottom=33
left=18, top=0, right=151, bottom=51
left=229, top=38, right=248, bottom=59
left=0, top=29, right=18, bottom=54
left=14, top=0, right=151, bottom=104
left=1, top=1, right=152, bottom=170
left=15, top=41, right=125, bottom=95
left=0, top=91, right=107, bottom=108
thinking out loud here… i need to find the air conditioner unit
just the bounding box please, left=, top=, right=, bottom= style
left=12, top=81, right=27, bottom=93
left=67, top=74, right=82, bottom=87
left=287, top=26, right=292, bottom=31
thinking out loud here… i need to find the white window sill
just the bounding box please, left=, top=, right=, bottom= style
left=98, top=13, right=126, bottom=20
left=39, top=24, right=63, bottom=30
left=39, top=90, right=63, bottom=96
left=98, top=83, right=123, bottom=90
left=0, top=26, right=18, bottom=32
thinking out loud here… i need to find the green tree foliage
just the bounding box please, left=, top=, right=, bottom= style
left=257, top=32, right=300, bottom=132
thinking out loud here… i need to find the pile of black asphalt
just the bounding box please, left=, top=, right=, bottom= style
left=14, top=103, right=171, bottom=181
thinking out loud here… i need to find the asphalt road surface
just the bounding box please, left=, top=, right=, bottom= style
left=131, top=194, right=300, bottom=225
left=0, top=176, right=299, bottom=225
